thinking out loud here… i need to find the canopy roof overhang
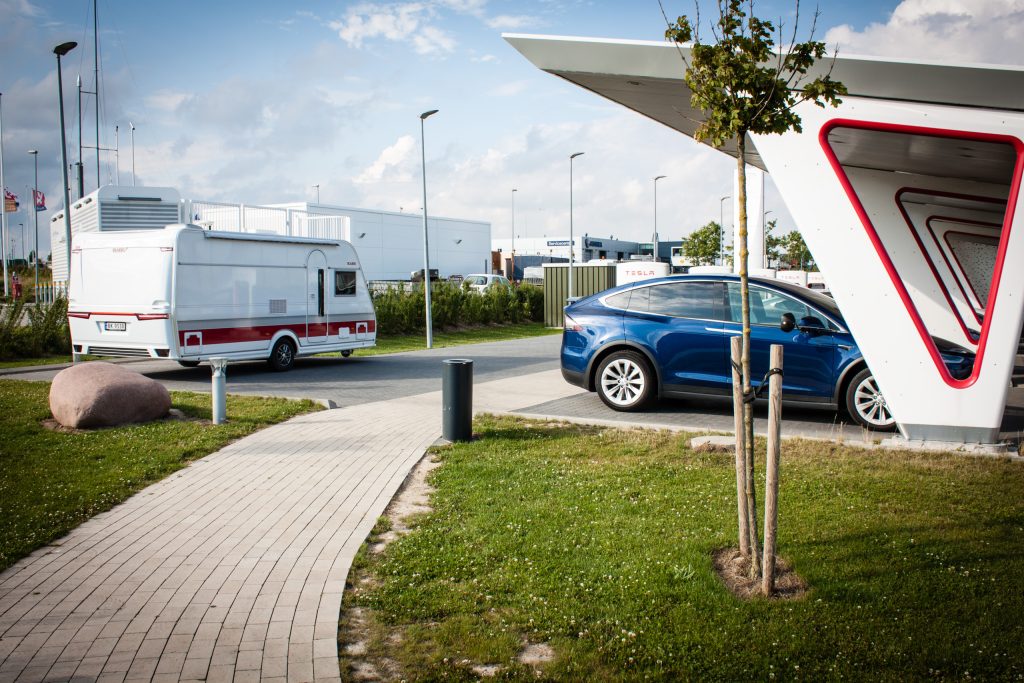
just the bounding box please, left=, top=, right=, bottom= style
left=504, top=34, right=1024, bottom=175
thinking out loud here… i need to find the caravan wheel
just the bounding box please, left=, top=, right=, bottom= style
left=268, top=338, right=296, bottom=372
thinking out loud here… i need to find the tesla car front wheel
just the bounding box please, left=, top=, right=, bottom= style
left=595, top=350, right=654, bottom=412
left=845, top=368, right=897, bottom=431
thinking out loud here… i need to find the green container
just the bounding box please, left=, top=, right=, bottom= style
left=542, top=263, right=617, bottom=327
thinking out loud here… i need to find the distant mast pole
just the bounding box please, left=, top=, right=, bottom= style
left=93, top=0, right=100, bottom=189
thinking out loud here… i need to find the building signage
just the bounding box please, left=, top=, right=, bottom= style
left=586, top=239, right=603, bottom=248
left=547, top=240, right=572, bottom=247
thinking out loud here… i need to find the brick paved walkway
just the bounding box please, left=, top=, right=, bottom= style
left=0, top=369, right=583, bottom=683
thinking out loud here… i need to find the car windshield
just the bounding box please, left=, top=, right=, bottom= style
left=465, top=276, right=486, bottom=286
left=762, top=279, right=843, bottom=322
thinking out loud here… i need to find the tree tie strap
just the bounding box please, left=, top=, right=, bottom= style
left=734, top=366, right=784, bottom=404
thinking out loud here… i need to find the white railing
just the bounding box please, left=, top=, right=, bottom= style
left=34, top=282, right=68, bottom=304
left=182, top=200, right=349, bottom=241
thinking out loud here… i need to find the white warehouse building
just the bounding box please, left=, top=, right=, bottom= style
left=50, top=186, right=492, bottom=284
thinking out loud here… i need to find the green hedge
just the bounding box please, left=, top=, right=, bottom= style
left=373, top=282, right=544, bottom=336
left=0, top=296, right=71, bottom=360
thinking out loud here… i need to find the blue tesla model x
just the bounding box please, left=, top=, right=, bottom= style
left=560, top=274, right=974, bottom=430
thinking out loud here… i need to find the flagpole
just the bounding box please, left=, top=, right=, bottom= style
left=0, top=92, right=9, bottom=299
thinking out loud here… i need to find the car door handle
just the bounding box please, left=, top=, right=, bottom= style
left=704, top=327, right=741, bottom=334
left=837, top=344, right=852, bottom=351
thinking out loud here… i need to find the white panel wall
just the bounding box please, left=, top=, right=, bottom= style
left=752, top=97, right=1024, bottom=443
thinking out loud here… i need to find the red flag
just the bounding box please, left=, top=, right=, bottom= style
left=3, top=188, right=18, bottom=213
left=33, top=189, right=46, bottom=212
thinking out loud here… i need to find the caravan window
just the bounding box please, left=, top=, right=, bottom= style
left=334, top=271, right=357, bottom=296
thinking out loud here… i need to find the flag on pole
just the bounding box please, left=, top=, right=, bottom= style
left=3, top=188, right=18, bottom=213
left=33, top=189, right=46, bottom=212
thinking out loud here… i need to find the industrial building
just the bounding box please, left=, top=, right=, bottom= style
left=50, top=186, right=492, bottom=284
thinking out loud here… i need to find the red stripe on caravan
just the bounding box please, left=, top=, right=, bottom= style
left=177, top=320, right=376, bottom=346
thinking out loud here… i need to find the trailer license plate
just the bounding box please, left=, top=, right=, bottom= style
left=104, top=322, right=127, bottom=331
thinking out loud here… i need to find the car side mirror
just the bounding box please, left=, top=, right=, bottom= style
left=780, top=312, right=796, bottom=333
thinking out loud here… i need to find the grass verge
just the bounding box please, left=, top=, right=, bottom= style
left=0, top=380, right=321, bottom=571
left=342, top=415, right=1024, bottom=681
left=350, top=322, right=559, bottom=357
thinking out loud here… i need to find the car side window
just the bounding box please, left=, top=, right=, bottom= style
left=646, top=281, right=723, bottom=320
left=727, top=284, right=811, bottom=325
left=604, top=291, right=631, bottom=309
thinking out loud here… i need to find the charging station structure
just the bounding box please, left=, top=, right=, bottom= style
left=507, top=34, right=1024, bottom=444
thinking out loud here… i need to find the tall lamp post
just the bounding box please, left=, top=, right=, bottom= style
left=129, top=122, right=136, bottom=186
left=653, top=175, right=666, bottom=262
left=419, top=109, right=438, bottom=349
left=28, top=150, right=39, bottom=291
left=569, top=152, right=584, bottom=301
left=55, top=41, right=78, bottom=277
left=0, top=91, right=8, bottom=298
left=719, top=194, right=730, bottom=266
left=511, top=188, right=517, bottom=280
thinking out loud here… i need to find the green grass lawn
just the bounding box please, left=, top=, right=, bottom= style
left=343, top=415, right=1024, bottom=681
left=0, top=355, right=74, bottom=369
left=354, top=322, right=559, bottom=356
left=0, top=380, right=321, bottom=571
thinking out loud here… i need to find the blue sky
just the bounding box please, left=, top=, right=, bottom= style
left=1, top=0, right=1021, bottom=259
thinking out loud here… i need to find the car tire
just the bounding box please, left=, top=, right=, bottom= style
left=177, top=360, right=200, bottom=368
left=844, top=367, right=897, bottom=432
left=268, top=338, right=296, bottom=372
left=595, top=350, right=654, bottom=412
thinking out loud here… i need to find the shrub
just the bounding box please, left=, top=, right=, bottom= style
left=371, top=281, right=545, bottom=336
left=23, top=295, right=71, bottom=357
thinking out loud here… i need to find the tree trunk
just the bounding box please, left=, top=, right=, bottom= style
left=737, top=137, right=761, bottom=579
left=762, top=344, right=783, bottom=596
left=730, top=335, right=750, bottom=557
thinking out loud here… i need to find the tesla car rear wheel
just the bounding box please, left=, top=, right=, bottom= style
left=595, top=351, right=653, bottom=412
left=845, top=368, right=897, bottom=431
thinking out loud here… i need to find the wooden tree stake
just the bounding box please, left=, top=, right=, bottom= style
left=762, top=343, right=784, bottom=596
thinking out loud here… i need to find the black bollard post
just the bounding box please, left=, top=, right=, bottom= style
left=442, top=359, right=473, bottom=442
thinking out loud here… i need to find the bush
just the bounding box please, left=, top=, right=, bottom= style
left=0, top=295, right=71, bottom=360
left=372, top=282, right=545, bottom=336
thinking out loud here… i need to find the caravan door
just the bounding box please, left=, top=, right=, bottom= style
left=306, top=250, right=329, bottom=343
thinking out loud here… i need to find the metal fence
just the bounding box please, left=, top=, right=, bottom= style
left=34, top=282, right=68, bottom=304
left=182, top=200, right=349, bottom=240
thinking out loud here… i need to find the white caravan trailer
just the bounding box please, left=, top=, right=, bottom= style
left=68, top=224, right=376, bottom=370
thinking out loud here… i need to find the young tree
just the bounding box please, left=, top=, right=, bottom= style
left=764, top=218, right=783, bottom=267
left=665, top=0, right=844, bottom=588
left=782, top=230, right=815, bottom=270
left=681, top=220, right=724, bottom=265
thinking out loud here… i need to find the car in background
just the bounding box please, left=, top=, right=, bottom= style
left=560, top=274, right=975, bottom=431
left=463, top=273, right=512, bottom=293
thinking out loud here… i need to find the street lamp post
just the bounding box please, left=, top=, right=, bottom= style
left=653, top=175, right=666, bottom=262
left=0, top=91, right=8, bottom=298
left=129, top=122, right=135, bottom=186
left=28, top=150, right=39, bottom=291
left=569, top=152, right=584, bottom=301
left=55, top=41, right=78, bottom=277
left=419, top=109, right=438, bottom=349
left=511, top=188, right=517, bottom=281
left=719, top=195, right=731, bottom=266
left=312, top=184, right=320, bottom=205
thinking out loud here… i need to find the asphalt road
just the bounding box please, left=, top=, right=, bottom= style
left=5, top=335, right=565, bottom=408
left=7, top=334, right=1023, bottom=442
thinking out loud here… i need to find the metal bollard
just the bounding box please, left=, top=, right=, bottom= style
left=442, top=359, right=473, bottom=442
left=210, top=358, right=228, bottom=425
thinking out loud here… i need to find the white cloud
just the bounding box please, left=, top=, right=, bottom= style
left=486, top=14, right=538, bottom=30
left=0, top=0, right=41, bottom=17
left=145, top=90, right=189, bottom=112
left=356, top=135, right=418, bottom=184
left=329, top=2, right=456, bottom=55
left=488, top=80, right=530, bottom=97
left=825, top=0, right=1024, bottom=65
left=472, top=54, right=497, bottom=63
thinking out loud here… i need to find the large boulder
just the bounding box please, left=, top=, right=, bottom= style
left=50, top=362, right=172, bottom=429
